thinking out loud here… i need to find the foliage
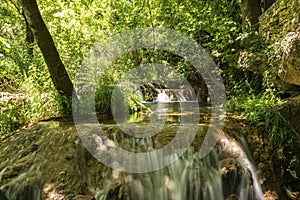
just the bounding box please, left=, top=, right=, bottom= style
left=228, top=70, right=287, bottom=143
left=0, top=1, right=59, bottom=134
left=0, top=84, right=59, bottom=135
left=0, top=0, right=299, bottom=195
left=0, top=0, right=240, bottom=130
left=227, top=69, right=300, bottom=182
left=95, top=75, right=115, bottom=114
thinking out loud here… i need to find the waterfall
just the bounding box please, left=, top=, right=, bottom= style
left=125, top=150, right=225, bottom=200
left=176, top=90, right=187, bottom=101
left=95, top=134, right=265, bottom=200
left=0, top=121, right=265, bottom=200
left=155, top=89, right=197, bottom=102
left=218, top=133, right=265, bottom=200
left=157, top=90, right=171, bottom=102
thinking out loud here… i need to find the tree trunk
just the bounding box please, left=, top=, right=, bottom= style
left=19, top=0, right=74, bottom=113
left=238, top=0, right=262, bottom=31
left=22, top=10, right=34, bottom=58
left=263, top=0, right=276, bottom=12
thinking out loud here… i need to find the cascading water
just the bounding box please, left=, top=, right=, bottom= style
left=94, top=124, right=264, bottom=200
left=176, top=90, right=187, bottom=102
left=155, top=89, right=197, bottom=102
left=0, top=97, right=265, bottom=199
left=157, top=90, right=171, bottom=102
left=94, top=91, right=264, bottom=200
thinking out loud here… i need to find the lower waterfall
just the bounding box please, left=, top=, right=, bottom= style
left=95, top=136, right=264, bottom=200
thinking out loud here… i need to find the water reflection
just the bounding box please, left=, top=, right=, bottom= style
left=124, top=102, right=210, bottom=124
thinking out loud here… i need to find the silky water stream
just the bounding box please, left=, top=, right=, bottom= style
left=0, top=102, right=264, bottom=199
left=93, top=102, right=264, bottom=200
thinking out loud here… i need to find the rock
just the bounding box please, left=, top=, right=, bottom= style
left=264, top=190, right=279, bottom=200
left=225, top=194, right=239, bottom=200
left=277, top=95, right=300, bottom=133
left=237, top=51, right=267, bottom=73
left=0, top=120, right=281, bottom=199
left=278, top=30, right=300, bottom=86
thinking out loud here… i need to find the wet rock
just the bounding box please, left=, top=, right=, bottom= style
left=223, top=118, right=282, bottom=195
left=221, top=158, right=242, bottom=197
left=264, top=190, right=279, bottom=200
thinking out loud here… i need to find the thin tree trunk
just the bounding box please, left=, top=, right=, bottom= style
left=19, top=0, right=74, bottom=113
left=238, top=0, right=262, bottom=31
left=22, top=10, right=34, bottom=58
left=264, top=0, right=276, bottom=12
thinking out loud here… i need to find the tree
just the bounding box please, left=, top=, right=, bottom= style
left=263, top=0, right=276, bottom=11
left=23, top=10, right=34, bottom=58
left=19, top=0, right=74, bottom=113
left=238, top=0, right=261, bottom=31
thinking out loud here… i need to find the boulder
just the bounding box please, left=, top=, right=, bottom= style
left=277, top=94, right=300, bottom=134
left=278, top=30, right=300, bottom=86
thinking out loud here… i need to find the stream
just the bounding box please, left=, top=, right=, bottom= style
left=0, top=101, right=266, bottom=200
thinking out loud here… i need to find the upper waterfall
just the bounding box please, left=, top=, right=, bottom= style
left=157, top=90, right=171, bottom=102
left=155, top=89, right=197, bottom=102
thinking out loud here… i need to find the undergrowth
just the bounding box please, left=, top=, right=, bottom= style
left=227, top=70, right=300, bottom=183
